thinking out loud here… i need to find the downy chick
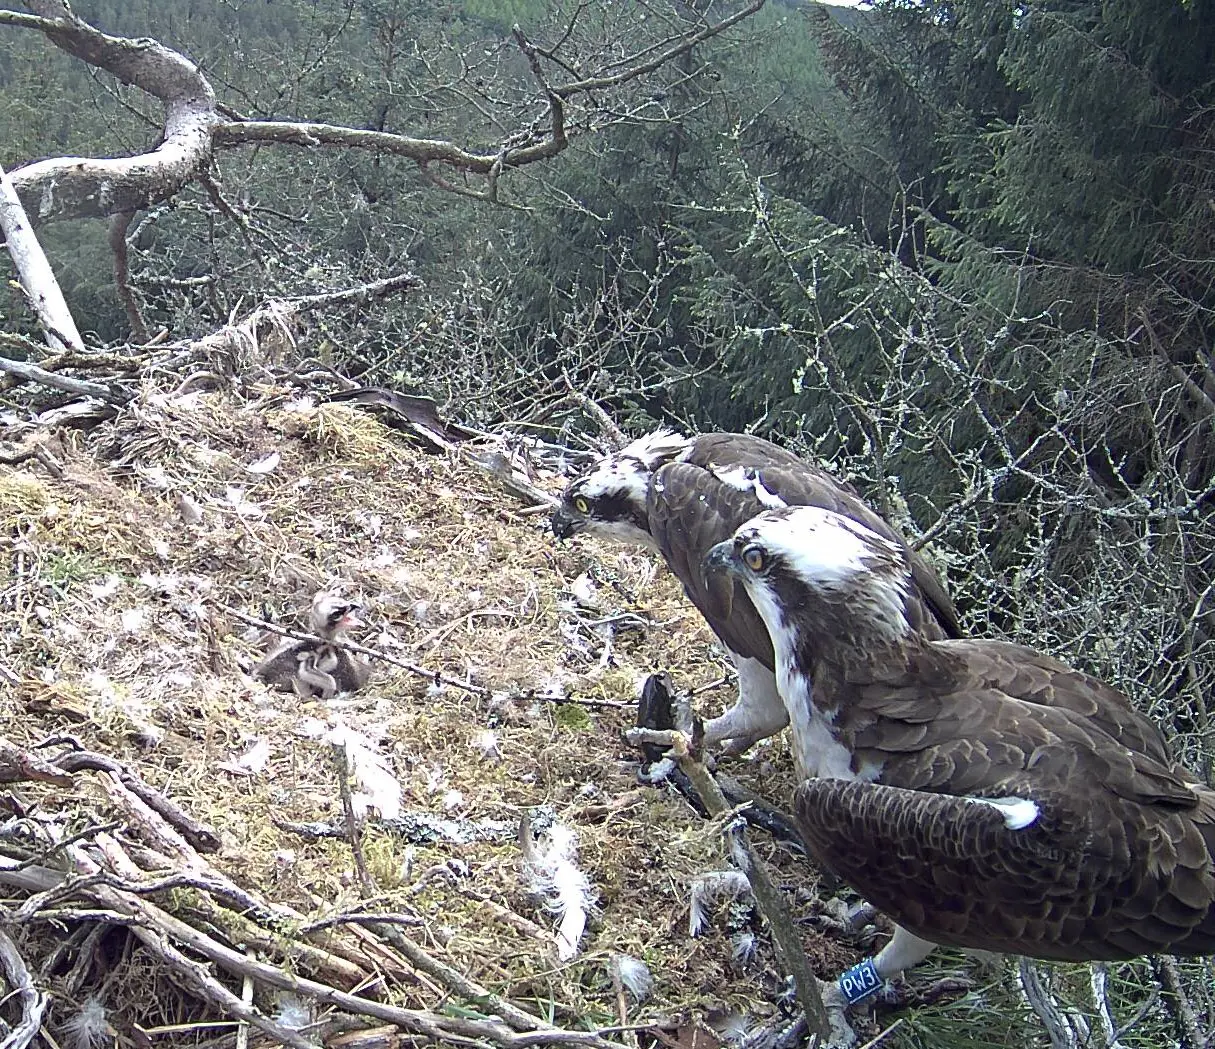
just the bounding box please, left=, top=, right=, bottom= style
left=253, top=593, right=370, bottom=699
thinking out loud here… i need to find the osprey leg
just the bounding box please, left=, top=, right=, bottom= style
left=837, top=926, right=938, bottom=1005
left=702, top=654, right=789, bottom=752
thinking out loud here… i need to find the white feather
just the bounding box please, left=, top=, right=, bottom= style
left=730, top=930, right=758, bottom=963
left=619, top=428, right=691, bottom=468
left=59, top=997, right=110, bottom=1049
left=967, top=795, right=1040, bottom=829
left=708, top=1010, right=755, bottom=1046
left=473, top=729, right=501, bottom=761
left=323, top=723, right=402, bottom=820
left=710, top=465, right=787, bottom=509
left=246, top=451, right=280, bottom=474
left=274, top=992, right=314, bottom=1029
left=610, top=953, right=654, bottom=1000
left=521, top=821, right=596, bottom=961
left=688, top=869, right=752, bottom=936
left=570, top=572, right=602, bottom=610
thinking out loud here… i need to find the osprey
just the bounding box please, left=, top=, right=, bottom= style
left=705, top=506, right=1215, bottom=1002
left=552, top=430, right=960, bottom=753
left=254, top=593, right=370, bottom=699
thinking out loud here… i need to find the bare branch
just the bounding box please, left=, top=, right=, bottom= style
left=0, top=931, right=48, bottom=1049
left=4, top=2, right=218, bottom=223
left=0, top=337, right=130, bottom=402
left=3, top=1, right=765, bottom=220
left=547, top=0, right=766, bottom=98
left=0, top=161, right=85, bottom=351
left=108, top=210, right=148, bottom=342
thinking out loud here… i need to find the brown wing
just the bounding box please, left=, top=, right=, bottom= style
left=849, top=647, right=1190, bottom=801
left=684, top=434, right=961, bottom=639
left=648, top=461, right=775, bottom=665
left=851, top=640, right=1176, bottom=773
left=647, top=434, right=959, bottom=664
left=682, top=432, right=822, bottom=473
left=824, top=644, right=1215, bottom=959
left=795, top=777, right=1215, bottom=961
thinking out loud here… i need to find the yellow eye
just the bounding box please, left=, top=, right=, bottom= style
left=742, top=545, right=765, bottom=572
left=573, top=496, right=590, bottom=515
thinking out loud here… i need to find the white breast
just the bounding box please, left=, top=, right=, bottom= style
left=782, top=668, right=872, bottom=782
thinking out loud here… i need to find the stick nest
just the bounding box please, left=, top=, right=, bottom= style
left=0, top=383, right=849, bottom=1048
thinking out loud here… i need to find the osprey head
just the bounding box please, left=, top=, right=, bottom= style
left=551, top=429, right=691, bottom=548
left=309, top=593, right=363, bottom=639
left=704, top=506, right=912, bottom=641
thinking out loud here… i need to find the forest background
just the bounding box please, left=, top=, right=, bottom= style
left=2, top=0, right=1215, bottom=1045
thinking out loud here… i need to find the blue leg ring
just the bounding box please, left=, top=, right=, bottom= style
left=837, top=958, right=882, bottom=1005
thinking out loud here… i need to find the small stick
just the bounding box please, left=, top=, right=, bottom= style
left=332, top=743, right=375, bottom=897
left=626, top=725, right=831, bottom=1043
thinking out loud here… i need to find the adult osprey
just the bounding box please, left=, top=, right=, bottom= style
left=705, top=506, right=1215, bottom=1001
left=552, top=430, right=960, bottom=754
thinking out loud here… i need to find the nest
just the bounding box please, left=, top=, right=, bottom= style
left=0, top=385, right=852, bottom=1048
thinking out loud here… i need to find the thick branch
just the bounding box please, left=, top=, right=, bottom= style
left=0, top=161, right=85, bottom=351
left=0, top=337, right=129, bottom=402
left=109, top=211, right=148, bottom=342
left=212, top=119, right=566, bottom=173
left=2, top=0, right=765, bottom=221
left=4, top=1, right=217, bottom=222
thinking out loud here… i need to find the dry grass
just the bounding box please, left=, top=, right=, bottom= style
left=0, top=385, right=852, bottom=1041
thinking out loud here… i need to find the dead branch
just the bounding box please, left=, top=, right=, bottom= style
left=465, top=447, right=561, bottom=509
left=560, top=379, right=629, bottom=450
left=175, top=892, right=369, bottom=989
left=109, top=211, right=149, bottom=342
left=0, top=337, right=131, bottom=403
left=3, top=1, right=765, bottom=221
left=3, top=1, right=218, bottom=223
left=0, top=160, right=85, bottom=351
left=1018, top=959, right=1088, bottom=1049
left=142, top=275, right=424, bottom=376
left=0, top=832, right=624, bottom=1049
left=282, top=272, right=425, bottom=311
left=0, top=930, right=48, bottom=1049
left=48, top=744, right=222, bottom=853
left=1154, top=955, right=1205, bottom=1049
left=69, top=844, right=626, bottom=1049
left=0, top=736, right=75, bottom=787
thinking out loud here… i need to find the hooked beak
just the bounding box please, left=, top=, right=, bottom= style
left=702, top=539, right=741, bottom=586
left=335, top=603, right=363, bottom=631
left=551, top=505, right=584, bottom=540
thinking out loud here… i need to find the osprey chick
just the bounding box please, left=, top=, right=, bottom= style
left=706, top=506, right=1215, bottom=1002
left=254, top=593, right=370, bottom=699
left=552, top=430, right=960, bottom=753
